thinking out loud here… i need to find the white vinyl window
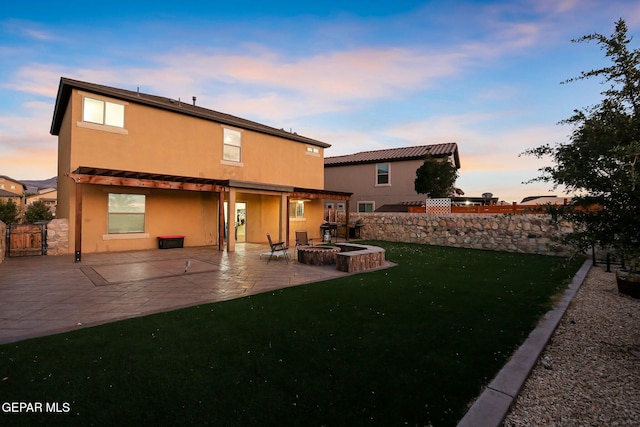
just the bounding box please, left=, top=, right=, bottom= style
left=289, top=201, right=305, bottom=219
left=376, top=163, right=390, bottom=185
left=358, top=202, right=374, bottom=213
left=223, top=128, right=242, bottom=162
left=108, top=193, right=145, bottom=234
left=83, top=96, right=125, bottom=128
left=306, top=146, right=320, bottom=156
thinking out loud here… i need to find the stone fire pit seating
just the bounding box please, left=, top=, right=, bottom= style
left=296, top=243, right=386, bottom=273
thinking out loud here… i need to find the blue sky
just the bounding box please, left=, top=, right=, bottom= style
left=1, top=0, right=639, bottom=202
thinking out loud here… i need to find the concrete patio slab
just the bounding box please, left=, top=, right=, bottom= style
left=1, top=244, right=388, bottom=345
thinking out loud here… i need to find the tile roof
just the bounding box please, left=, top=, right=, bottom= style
left=324, top=143, right=460, bottom=168
left=50, top=77, right=330, bottom=148
left=0, top=189, right=21, bottom=198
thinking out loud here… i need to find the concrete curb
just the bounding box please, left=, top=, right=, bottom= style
left=456, top=259, right=592, bottom=427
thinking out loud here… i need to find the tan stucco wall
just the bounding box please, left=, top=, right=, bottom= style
left=57, top=101, right=73, bottom=221
left=290, top=199, right=325, bottom=242
left=65, top=89, right=324, bottom=188
left=73, top=185, right=219, bottom=253
left=325, top=159, right=424, bottom=212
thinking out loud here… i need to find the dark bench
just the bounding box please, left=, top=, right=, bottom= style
left=157, top=235, right=185, bottom=249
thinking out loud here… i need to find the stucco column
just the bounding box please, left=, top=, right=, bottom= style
left=227, top=188, right=236, bottom=252
left=280, top=194, right=288, bottom=244
left=218, top=191, right=225, bottom=251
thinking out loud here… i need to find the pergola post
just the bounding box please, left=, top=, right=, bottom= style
left=74, top=183, right=83, bottom=262
left=345, top=200, right=350, bottom=241
left=227, top=189, right=236, bottom=252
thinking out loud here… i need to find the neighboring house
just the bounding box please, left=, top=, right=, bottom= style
left=324, top=144, right=460, bottom=213
left=26, top=188, right=58, bottom=216
left=50, top=77, right=351, bottom=259
left=0, top=175, right=27, bottom=212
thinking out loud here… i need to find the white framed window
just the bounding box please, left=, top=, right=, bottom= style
left=376, top=163, right=390, bottom=185
left=108, top=193, right=146, bottom=234
left=337, top=203, right=345, bottom=211
left=83, top=96, right=125, bottom=128
left=289, top=200, right=305, bottom=219
left=306, top=146, right=320, bottom=156
left=358, top=202, right=374, bottom=213
left=223, top=128, right=242, bottom=162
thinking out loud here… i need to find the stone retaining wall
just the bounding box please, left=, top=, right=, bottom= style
left=0, top=220, right=5, bottom=263
left=344, top=213, right=573, bottom=256
left=46, top=218, right=70, bottom=256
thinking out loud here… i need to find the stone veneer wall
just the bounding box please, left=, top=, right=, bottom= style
left=344, top=213, right=573, bottom=256
left=47, top=218, right=70, bottom=256
left=0, top=220, right=5, bottom=263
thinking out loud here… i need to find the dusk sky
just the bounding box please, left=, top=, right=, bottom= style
left=1, top=0, right=639, bottom=202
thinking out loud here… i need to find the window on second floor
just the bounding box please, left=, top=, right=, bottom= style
left=83, top=96, right=125, bottom=128
left=223, top=128, right=242, bottom=162
left=376, top=163, right=390, bottom=185
left=306, top=146, right=320, bottom=156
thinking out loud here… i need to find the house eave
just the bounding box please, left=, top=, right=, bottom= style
left=50, top=77, right=331, bottom=149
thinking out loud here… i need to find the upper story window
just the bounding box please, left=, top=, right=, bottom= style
left=376, top=163, right=390, bottom=185
left=223, top=128, right=242, bottom=162
left=306, top=146, right=320, bottom=156
left=83, top=96, right=125, bottom=128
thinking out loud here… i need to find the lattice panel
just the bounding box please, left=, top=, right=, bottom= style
left=425, top=198, right=451, bottom=214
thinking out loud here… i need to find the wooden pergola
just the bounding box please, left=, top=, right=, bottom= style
left=67, top=167, right=352, bottom=262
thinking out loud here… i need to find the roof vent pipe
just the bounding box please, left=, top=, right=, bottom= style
left=192, top=96, right=196, bottom=106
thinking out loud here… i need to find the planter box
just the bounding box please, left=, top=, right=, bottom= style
left=158, top=235, right=185, bottom=249
left=616, top=269, right=640, bottom=299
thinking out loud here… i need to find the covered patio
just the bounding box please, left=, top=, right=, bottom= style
left=67, top=167, right=352, bottom=261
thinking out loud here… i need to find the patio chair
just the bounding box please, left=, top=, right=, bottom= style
left=295, top=230, right=313, bottom=258
left=265, top=232, right=289, bottom=264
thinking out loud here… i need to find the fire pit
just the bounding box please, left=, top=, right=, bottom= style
left=297, top=246, right=341, bottom=266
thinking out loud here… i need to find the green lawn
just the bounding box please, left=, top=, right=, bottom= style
left=0, top=242, right=583, bottom=426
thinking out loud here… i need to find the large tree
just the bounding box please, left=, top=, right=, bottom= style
left=524, top=19, right=640, bottom=266
left=414, top=155, right=459, bottom=198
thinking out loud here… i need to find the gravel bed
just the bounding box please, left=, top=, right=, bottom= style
left=503, top=265, right=640, bottom=426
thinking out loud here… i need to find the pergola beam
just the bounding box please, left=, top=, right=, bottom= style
left=68, top=173, right=226, bottom=193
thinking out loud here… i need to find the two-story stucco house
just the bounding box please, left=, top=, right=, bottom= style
left=0, top=175, right=27, bottom=212
left=324, top=144, right=460, bottom=213
left=50, top=77, right=350, bottom=260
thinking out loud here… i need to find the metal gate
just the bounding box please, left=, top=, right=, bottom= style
left=7, top=223, right=47, bottom=257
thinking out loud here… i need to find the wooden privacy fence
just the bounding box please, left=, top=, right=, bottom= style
left=408, top=202, right=552, bottom=214
left=7, top=223, right=47, bottom=257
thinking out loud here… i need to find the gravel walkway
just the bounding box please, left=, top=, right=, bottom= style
left=503, top=265, right=640, bottom=426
